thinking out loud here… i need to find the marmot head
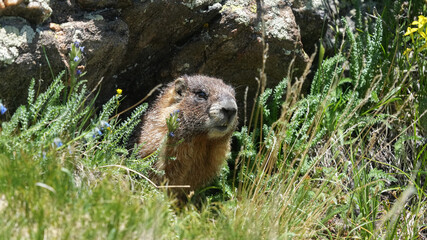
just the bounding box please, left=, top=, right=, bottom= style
left=167, top=75, right=238, bottom=139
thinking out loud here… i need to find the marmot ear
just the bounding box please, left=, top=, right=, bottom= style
left=174, top=76, right=188, bottom=97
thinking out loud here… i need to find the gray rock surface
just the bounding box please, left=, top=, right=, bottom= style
left=0, top=15, right=128, bottom=111
left=0, top=0, right=338, bottom=119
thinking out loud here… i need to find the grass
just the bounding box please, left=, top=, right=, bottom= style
left=0, top=1, right=426, bottom=239
left=0, top=150, right=172, bottom=239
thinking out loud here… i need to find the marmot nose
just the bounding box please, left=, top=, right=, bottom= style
left=221, top=101, right=237, bottom=120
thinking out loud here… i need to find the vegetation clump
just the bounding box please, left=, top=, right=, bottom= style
left=0, top=1, right=425, bottom=239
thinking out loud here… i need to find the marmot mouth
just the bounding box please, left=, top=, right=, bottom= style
left=214, top=125, right=228, bottom=132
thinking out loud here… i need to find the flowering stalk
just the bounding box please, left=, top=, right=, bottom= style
left=403, top=15, right=427, bottom=60
left=67, top=41, right=86, bottom=101
left=68, top=41, right=84, bottom=85
left=166, top=110, right=180, bottom=138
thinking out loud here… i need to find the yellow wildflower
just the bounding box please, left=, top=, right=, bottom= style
left=404, top=26, right=418, bottom=43
left=404, top=27, right=418, bottom=36
left=411, top=15, right=427, bottom=29
left=403, top=15, right=427, bottom=61
left=116, top=88, right=122, bottom=95
left=403, top=48, right=412, bottom=59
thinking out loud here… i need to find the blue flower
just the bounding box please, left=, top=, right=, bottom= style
left=54, top=138, right=63, bottom=148
left=0, top=103, right=7, bottom=115
left=79, top=46, right=85, bottom=52
left=74, top=41, right=80, bottom=47
left=169, top=132, right=175, bottom=137
left=170, top=110, right=180, bottom=117
left=100, top=120, right=110, bottom=128
left=94, top=127, right=102, bottom=136
left=100, top=120, right=111, bottom=131
left=92, top=127, right=103, bottom=138
left=74, top=56, right=80, bottom=62
left=76, top=69, right=82, bottom=75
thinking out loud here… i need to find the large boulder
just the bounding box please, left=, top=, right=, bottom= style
left=115, top=0, right=309, bottom=116
left=0, top=0, right=318, bottom=119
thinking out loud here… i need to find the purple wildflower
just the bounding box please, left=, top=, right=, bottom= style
left=74, top=56, right=80, bottom=62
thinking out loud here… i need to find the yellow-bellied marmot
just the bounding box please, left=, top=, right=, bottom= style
left=138, top=75, right=238, bottom=194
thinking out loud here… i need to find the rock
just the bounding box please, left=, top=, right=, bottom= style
left=168, top=0, right=308, bottom=114
left=0, top=15, right=128, bottom=111
left=291, top=0, right=332, bottom=54
left=0, top=0, right=52, bottom=24
left=77, top=0, right=131, bottom=10
left=0, top=17, right=35, bottom=65
left=53, top=18, right=129, bottom=91
left=0, top=0, right=322, bottom=120
left=113, top=0, right=228, bottom=108
left=116, top=0, right=308, bottom=119
left=291, top=0, right=387, bottom=56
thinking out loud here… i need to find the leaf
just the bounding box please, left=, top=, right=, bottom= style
left=338, top=78, right=354, bottom=87
left=371, top=90, right=379, bottom=103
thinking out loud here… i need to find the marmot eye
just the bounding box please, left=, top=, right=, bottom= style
left=195, top=90, right=208, bottom=99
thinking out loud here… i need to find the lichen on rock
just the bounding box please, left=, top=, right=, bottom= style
left=181, top=0, right=221, bottom=10
left=0, top=17, right=35, bottom=64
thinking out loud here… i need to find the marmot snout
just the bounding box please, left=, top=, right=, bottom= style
left=206, top=93, right=237, bottom=138
left=138, top=75, right=238, bottom=194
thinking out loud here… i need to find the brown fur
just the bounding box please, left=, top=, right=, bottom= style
left=138, top=75, right=238, bottom=194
